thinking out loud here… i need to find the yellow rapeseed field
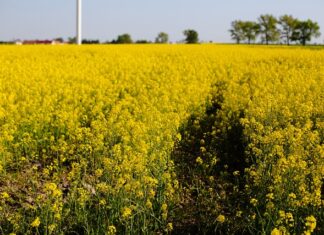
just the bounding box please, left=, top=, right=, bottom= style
left=0, top=45, right=323, bottom=234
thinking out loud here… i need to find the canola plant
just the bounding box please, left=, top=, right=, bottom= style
left=0, top=45, right=323, bottom=234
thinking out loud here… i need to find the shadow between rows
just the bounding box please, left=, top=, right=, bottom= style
left=171, top=84, right=250, bottom=234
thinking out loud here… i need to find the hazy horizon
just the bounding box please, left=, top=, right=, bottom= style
left=1, top=0, right=324, bottom=44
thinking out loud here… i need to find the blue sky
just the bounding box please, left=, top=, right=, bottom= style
left=0, top=0, right=323, bottom=43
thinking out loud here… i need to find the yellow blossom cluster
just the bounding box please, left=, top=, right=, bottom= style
left=169, top=45, right=323, bottom=233
left=0, top=44, right=323, bottom=234
left=0, top=45, right=215, bottom=234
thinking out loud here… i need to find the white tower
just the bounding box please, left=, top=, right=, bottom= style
left=77, top=0, right=82, bottom=45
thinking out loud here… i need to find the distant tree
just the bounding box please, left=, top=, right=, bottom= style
left=82, top=39, right=100, bottom=44
left=291, top=19, right=321, bottom=45
left=242, top=21, right=260, bottom=44
left=135, top=40, right=151, bottom=44
left=114, top=34, right=133, bottom=44
left=0, top=41, right=14, bottom=45
left=54, top=37, right=64, bottom=43
left=258, top=14, right=280, bottom=44
left=279, top=15, right=298, bottom=45
left=229, top=20, right=246, bottom=44
left=155, top=32, right=169, bottom=43
left=183, top=29, right=199, bottom=44
left=68, top=37, right=76, bottom=44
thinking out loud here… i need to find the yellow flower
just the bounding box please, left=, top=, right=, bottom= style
left=305, top=215, right=316, bottom=232
left=31, top=217, right=41, bottom=228
left=271, top=228, right=282, bottom=235
left=136, top=191, right=144, bottom=198
left=146, top=200, right=153, bottom=209
left=96, top=182, right=110, bottom=193
left=162, top=212, right=168, bottom=220
left=48, top=224, right=56, bottom=233
left=95, top=168, right=103, bottom=178
left=266, top=202, right=274, bottom=210
left=99, top=199, right=106, bottom=206
left=288, top=193, right=296, bottom=199
left=279, top=210, right=286, bottom=218
left=54, top=213, right=61, bottom=220
left=20, top=157, right=26, bottom=161
left=148, top=189, right=156, bottom=198
left=121, top=207, right=132, bottom=219
left=166, top=223, right=173, bottom=232
left=196, top=156, right=203, bottom=165
left=209, top=176, right=215, bottom=182
left=161, top=203, right=168, bottom=212
left=266, top=193, right=274, bottom=200
left=286, top=212, right=294, bottom=223
left=236, top=210, right=243, bottom=217
left=43, top=168, right=50, bottom=176
left=1, top=192, right=10, bottom=200
left=250, top=198, right=258, bottom=206
left=216, top=214, right=225, bottom=223
left=107, top=225, right=117, bottom=235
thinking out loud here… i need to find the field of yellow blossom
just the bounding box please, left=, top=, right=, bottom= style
left=0, top=45, right=323, bottom=234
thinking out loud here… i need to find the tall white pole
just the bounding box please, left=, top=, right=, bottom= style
left=77, top=0, right=82, bottom=45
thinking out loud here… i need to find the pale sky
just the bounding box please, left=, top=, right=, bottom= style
left=0, top=0, right=323, bottom=43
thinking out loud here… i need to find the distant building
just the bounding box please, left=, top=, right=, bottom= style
left=20, top=39, right=66, bottom=45
left=52, top=39, right=66, bottom=45
left=23, top=40, right=53, bottom=45
left=15, top=40, right=22, bottom=45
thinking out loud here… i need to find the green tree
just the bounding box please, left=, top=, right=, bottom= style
left=68, top=37, right=76, bottom=44
left=229, top=20, right=246, bottom=44
left=258, top=14, right=280, bottom=44
left=242, top=21, right=260, bottom=44
left=135, top=39, right=150, bottom=44
left=82, top=39, right=100, bottom=44
left=183, top=29, right=199, bottom=44
left=155, top=32, right=169, bottom=43
left=291, top=19, right=321, bottom=45
left=115, top=34, right=133, bottom=44
left=279, top=15, right=298, bottom=45
left=54, top=37, right=64, bottom=43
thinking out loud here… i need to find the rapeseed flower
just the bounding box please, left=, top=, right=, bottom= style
left=107, top=225, right=117, bottom=235
left=122, top=207, right=132, bottom=219
left=271, top=228, right=282, bottom=235
left=216, top=214, right=225, bottom=223
left=31, top=217, right=41, bottom=228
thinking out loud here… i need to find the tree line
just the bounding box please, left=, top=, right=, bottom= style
left=105, top=30, right=198, bottom=44
left=67, top=30, right=199, bottom=44
left=229, top=14, right=321, bottom=45
left=3, top=31, right=199, bottom=45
